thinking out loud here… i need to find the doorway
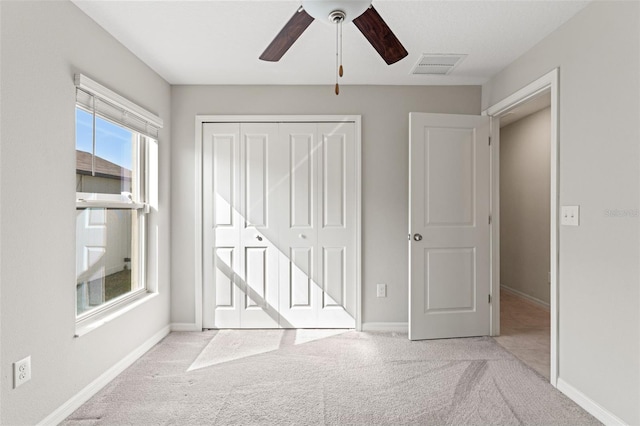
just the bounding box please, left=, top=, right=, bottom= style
left=485, top=68, right=559, bottom=386
left=493, top=93, right=552, bottom=379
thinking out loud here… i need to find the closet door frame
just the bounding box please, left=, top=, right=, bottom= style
left=195, top=115, right=362, bottom=331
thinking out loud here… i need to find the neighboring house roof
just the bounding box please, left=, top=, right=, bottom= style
left=76, top=150, right=132, bottom=180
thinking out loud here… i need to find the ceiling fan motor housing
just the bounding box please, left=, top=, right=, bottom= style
left=302, top=0, right=372, bottom=23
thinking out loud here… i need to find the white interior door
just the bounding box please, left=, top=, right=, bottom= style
left=409, top=113, right=491, bottom=340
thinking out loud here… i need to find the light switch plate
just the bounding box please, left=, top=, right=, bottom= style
left=561, top=205, right=580, bottom=226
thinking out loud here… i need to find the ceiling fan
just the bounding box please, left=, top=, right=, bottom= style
left=259, top=0, right=408, bottom=94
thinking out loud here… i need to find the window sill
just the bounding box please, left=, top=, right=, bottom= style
left=75, top=292, right=158, bottom=338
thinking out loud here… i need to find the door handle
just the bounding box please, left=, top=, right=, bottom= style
left=413, top=233, right=423, bottom=241
left=256, top=235, right=263, bottom=241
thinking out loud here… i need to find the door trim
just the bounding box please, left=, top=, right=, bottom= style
left=482, top=68, right=560, bottom=387
left=194, top=115, right=363, bottom=331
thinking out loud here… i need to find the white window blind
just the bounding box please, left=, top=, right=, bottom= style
left=75, top=74, right=163, bottom=139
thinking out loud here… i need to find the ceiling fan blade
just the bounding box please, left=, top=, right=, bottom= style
left=353, top=6, right=408, bottom=65
left=260, top=8, right=315, bottom=62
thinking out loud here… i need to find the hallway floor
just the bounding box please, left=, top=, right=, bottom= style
left=493, top=290, right=550, bottom=379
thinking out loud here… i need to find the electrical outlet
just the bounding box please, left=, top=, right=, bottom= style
left=13, top=356, right=31, bottom=389
left=376, top=284, right=387, bottom=298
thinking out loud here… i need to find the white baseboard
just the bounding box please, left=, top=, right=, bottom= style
left=361, top=322, right=408, bottom=332
left=557, top=378, right=627, bottom=426
left=501, top=285, right=550, bottom=311
left=39, top=325, right=171, bottom=426
left=171, top=322, right=201, bottom=332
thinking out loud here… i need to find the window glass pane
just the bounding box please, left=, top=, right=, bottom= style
left=76, top=108, right=137, bottom=196
left=76, top=208, right=141, bottom=316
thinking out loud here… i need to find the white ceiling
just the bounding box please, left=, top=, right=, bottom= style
left=72, top=0, right=591, bottom=86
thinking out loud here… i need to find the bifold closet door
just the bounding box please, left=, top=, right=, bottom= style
left=316, top=123, right=356, bottom=327
left=204, top=121, right=357, bottom=329
left=203, top=122, right=281, bottom=328
left=278, top=122, right=356, bottom=328
left=277, top=123, right=320, bottom=327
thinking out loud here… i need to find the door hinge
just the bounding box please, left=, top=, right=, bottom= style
left=488, top=136, right=491, bottom=146
left=489, top=214, right=492, bottom=225
left=488, top=294, right=492, bottom=304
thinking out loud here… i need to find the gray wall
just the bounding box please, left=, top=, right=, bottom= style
left=500, top=108, right=551, bottom=305
left=170, top=85, right=481, bottom=326
left=484, top=2, right=639, bottom=424
left=0, top=2, right=171, bottom=424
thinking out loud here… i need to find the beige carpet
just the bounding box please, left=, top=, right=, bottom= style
left=63, top=330, right=598, bottom=425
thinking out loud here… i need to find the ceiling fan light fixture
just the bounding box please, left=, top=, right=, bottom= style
left=302, top=0, right=371, bottom=23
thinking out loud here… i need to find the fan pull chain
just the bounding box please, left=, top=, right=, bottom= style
left=330, top=10, right=346, bottom=95
left=335, top=19, right=340, bottom=95
left=339, top=19, right=343, bottom=77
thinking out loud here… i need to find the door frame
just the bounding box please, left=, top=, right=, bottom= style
left=483, top=68, right=560, bottom=387
left=194, top=115, right=363, bottom=331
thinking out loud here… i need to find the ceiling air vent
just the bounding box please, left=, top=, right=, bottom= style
left=411, top=54, right=467, bottom=75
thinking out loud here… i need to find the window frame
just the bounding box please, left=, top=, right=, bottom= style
left=74, top=74, right=162, bottom=329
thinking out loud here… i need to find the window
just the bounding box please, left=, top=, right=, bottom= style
left=75, top=74, right=162, bottom=321
left=76, top=109, right=136, bottom=196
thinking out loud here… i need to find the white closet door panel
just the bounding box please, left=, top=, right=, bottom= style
left=214, top=247, right=235, bottom=307
left=245, top=247, right=267, bottom=308
left=203, top=123, right=241, bottom=328
left=322, top=132, right=346, bottom=228
left=290, top=130, right=314, bottom=228
left=317, top=122, right=356, bottom=327
left=322, top=247, right=345, bottom=307
left=239, top=123, right=280, bottom=328
left=244, top=133, right=267, bottom=227
left=211, top=246, right=242, bottom=327
left=277, top=123, right=319, bottom=328
left=290, top=247, right=313, bottom=307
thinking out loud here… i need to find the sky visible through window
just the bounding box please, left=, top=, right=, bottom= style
left=76, top=108, right=133, bottom=170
